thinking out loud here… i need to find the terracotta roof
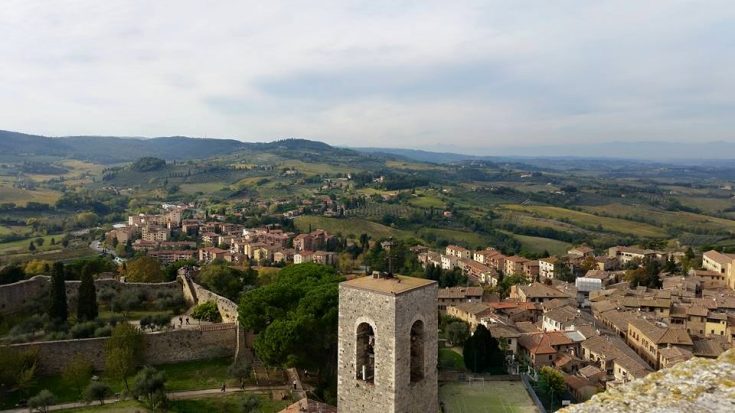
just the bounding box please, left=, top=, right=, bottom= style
left=506, top=255, right=529, bottom=263
left=582, top=335, right=651, bottom=377
left=541, top=256, right=561, bottom=264
left=687, top=305, right=709, bottom=317
left=438, top=286, right=484, bottom=299
left=452, top=302, right=493, bottom=317
left=518, top=331, right=573, bottom=355
left=692, top=337, right=729, bottom=358
left=578, top=365, right=604, bottom=379
left=515, top=321, right=541, bottom=334
left=544, top=306, right=580, bottom=324
left=621, top=296, right=671, bottom=309
left=629, top=318, right=692, bottom=346
left=519, top=282, right=570, bottom=299
left=564, top=374, right=595, bottom=391
left=659, top=346, right=692, bottom=364
left=703, top=250, right=735, bottom=266
left=487, top=324, right=521, bottom=339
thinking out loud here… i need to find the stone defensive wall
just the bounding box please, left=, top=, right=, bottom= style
left=0, top=275, right=181, bottom=315
left=2, top=273, right=249, bottom=372
left=179, top=275, right=239, bottom=323
left=8, top=323, right=238, bottom=374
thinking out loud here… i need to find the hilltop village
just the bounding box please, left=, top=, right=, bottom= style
left=101, top=203, right=735, bottom=407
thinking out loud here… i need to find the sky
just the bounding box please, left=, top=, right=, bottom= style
left=1, top=1, right=734, bottom=153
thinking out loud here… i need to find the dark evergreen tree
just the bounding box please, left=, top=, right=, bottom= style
left=77, top=264, right=98, bottom=321
left=48, top=262, right=68, bottom=322
left=463, top=324, right=505, bottom=374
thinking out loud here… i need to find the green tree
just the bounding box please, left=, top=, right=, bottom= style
left=28, top=389, right=55, bottom=413
left=239, top=263, right=342, bottom=404
left=199, top=261, right=257, bottom=301
left=48, top=262, right=68, bottom=323
left=446, top=322, right=470, bottom=346
left=131, top=366, right=167, bottom=410
left=462, top=324, right=505, bottom=374
left=191, top=301, right=222, bottom=322
left=77, top=265, right=98, bottom=321
left=498, top=274, right=529, bottom=298
left=228, top=359, right=252, bottom=386
left=0, top=346, right=39, bottom=393
left=105, top=323, right=144, bottom=393
left=124, top=256, right=164, bottom=283
left=75, top=212, right=99, bottom=228
left=61, top=355, right=93, bottom=396
left=83, top=382, right=112, bottom=406
left=538, top=366, right=566, bottom=408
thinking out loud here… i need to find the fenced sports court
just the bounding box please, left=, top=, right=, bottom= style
left=439, top=380, right=539, bottom=413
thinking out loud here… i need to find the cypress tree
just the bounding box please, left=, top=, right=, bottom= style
left=48, top=262, right=68, bottom=322
left=77, top=264, right=98, bottom=321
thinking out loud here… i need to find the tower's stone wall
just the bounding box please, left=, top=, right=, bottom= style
left=393, top=285, right=439, bottom=413
left=337, top=277, right=438, bottom=413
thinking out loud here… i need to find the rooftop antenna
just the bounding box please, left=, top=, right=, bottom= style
left=385, top=237, right=394, bottom=276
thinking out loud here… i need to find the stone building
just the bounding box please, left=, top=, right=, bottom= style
left=337, top=274, right=438, bottom=413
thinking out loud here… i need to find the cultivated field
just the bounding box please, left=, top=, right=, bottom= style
left=439, top=381, right=538, bottom=413
left=506, top=232, right=571, bottom=256
left=581, top=203, right=735, bottom=234
left=0, top=184, right=61, bottom=206
left=502, top=204, right=667, bottom=238
left=294, top=216, right=410, bottom=239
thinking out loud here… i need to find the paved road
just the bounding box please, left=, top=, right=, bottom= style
left=0, top=385, right=289, bottom=413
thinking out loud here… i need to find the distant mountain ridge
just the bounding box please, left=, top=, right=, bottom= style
left=0, top=130, right=347, bottom=164
left=2, top=129, right=733, bottom=165
left=354, top=141, right=735, bottom=164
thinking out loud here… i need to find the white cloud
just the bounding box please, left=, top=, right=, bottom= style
left=0, top=0, right=733, bottom=151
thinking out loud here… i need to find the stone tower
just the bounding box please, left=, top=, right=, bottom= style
left=337, top=274, right=438, bottom=413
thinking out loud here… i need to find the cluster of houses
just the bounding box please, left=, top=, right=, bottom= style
left=106, top=205, right=338, bottom=266
left=429, top=243, right=735, bottom=402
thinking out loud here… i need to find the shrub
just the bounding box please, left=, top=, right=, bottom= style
left=140, top=313, right=171, bottom=331
left=94, top=325, right=112, bottom=337
left=105, top=314, right=125, bottom=327
left=70, top=321, right=98, bottom=339
left=0, top=347, right=39, bottom=388
left=83, top=382, right=112, bottom=406
left=28, top=389, right=55, bottom=413
left=98, top=288, right=115, bottom=303
left=191, top=301, right=221, bottom=322
left=61, top=355, right=93, bottom=395
left=110, top=290, right=143, bottom=314
left=132, top=366, right=167, bottom=409
left=8, top=314, right=46, bottom=336
left=155, top=292, right=185, bottom=313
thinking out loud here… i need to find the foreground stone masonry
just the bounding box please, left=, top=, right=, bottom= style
left=560, top=349, right=735, bottom=413
left=338, top=275, right=438, bottom=413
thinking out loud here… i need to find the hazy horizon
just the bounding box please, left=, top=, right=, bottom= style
left=2, top=1, right=734, bottom=152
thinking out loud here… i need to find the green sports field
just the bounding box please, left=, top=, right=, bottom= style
left=439, top=381, right=539, bottom=413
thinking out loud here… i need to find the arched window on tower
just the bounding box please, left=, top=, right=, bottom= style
left=356, top=322, right=375, bottom=383
left=410, top=320, right=424, bottom=383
